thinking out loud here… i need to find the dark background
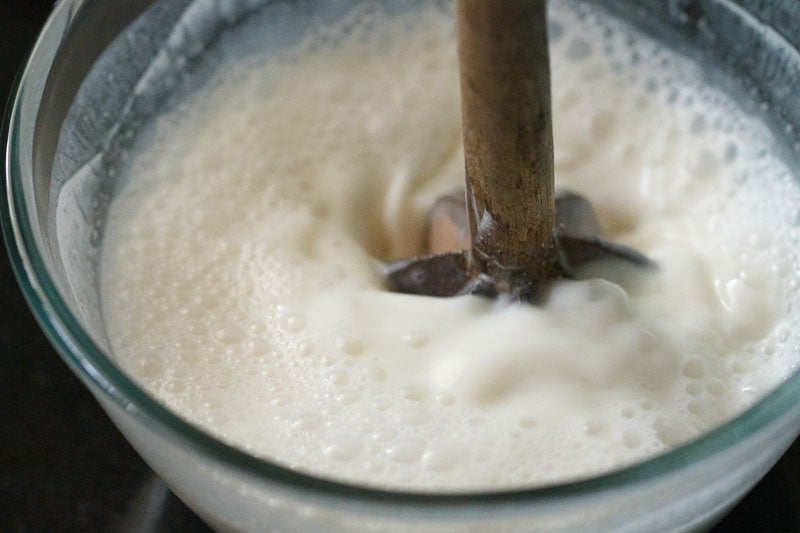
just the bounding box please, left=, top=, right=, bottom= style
left=1, top=1, right=799, bottom=531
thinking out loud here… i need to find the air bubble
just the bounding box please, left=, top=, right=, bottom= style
left=355, top=422, right=374, bottom=436
left=327, top=369, right=349, bottom=387
left=336, top=336, right=364, bottom=356
left=681, top=359, right=705, bottom=378
left=212, top=326, right=244, bottom=345
left=777, top=325, right=790, bottom=344
left=622, top=430, right=642, bottom=449
left=321, top=405, right=340, bottom=418
left=566, top=38, right=592, bottom=60
left=401, top=385, right=432, bottom=403
left=788, top=208, right=800, bottom=227
left=324, top=436, right=363, bottom=461
left=284, top=315, right=305, bottom=332
left=706, top=379, right=726, bottom=396
left=724, top=142, right=738, bottom=163
left=336, top=390, right=360, bottom=404
left=366, top=365, right=386, bottom=381
left=270, top=393, right=292, bottom=407
left=292, top=414, right=322, bottom=431
left=653, top=416, right=693, bottom=447
left=590, top=111, right=615, bottom=140
left=748, top=229, right=770, bottom=250
left=548, top=19, right=564, bottom=42
left=372, top=428, right=398, bottom=442
left=166, top=378, right=187, bottom=394
left=297, top=340, right=315, bottom=357
left=468, top=417, right=485, bottom=427
left=687, top=400, right=706, bottom=416
left=396, top=406, right=432, bottom=426
left=585, top=419, right=608, bottom=436
left=686, top=381, right=703, bottom=396
left=422, top=448, right=459, bottom=472
left=372, top=398, right=391, bottom=412
left=402, top=331, right=429, bottom=349
left=138, top=359, right=163, bottom=379
left=690, top=114, right=706, bottom=134
left=386, top=438, right=426, bottom=464
left=244, top=338, right=270, bottom=356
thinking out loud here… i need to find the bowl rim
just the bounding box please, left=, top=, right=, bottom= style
left=3, top=0, right=800, bottom=510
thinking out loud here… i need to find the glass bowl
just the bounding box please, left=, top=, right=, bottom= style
left=4, top=0, right=800, bottom=530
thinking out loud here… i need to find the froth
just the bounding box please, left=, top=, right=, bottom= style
left=100, top=1, right=800, bottom=490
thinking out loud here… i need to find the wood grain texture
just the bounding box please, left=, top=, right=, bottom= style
left=457, top=0, right=558, bottom=288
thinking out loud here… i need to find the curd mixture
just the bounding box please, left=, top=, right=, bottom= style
left=100, top=3, right=800, bottom=490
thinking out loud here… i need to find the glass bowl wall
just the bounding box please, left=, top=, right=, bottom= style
left=4, top=0, right=800, bottom=530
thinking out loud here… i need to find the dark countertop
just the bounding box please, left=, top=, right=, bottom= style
left=1, top=1, right=799, bottom=532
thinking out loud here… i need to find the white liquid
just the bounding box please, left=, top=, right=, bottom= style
left=100, top=2, right=800, bottom=490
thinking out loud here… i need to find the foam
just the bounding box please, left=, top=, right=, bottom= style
left=100, top=1, right=800, bottom=491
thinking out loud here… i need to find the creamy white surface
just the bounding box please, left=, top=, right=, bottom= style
left=100, top=3, right=800, bottom=490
